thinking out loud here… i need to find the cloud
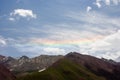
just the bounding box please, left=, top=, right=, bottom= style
left=13, top=41, right=66, bottom=56
left=0, top=39, right=6, bottom=46
left=112, top=0, right=120, bottom=5
left=65, top=11, right=120, bottom=28
left=94, top=0, right=102, bottom=8
left=79, top=30, right=120, bottom=60
left=4, top=9, right=120, bottom=60
left=105, top=0, right=120, bottom=5
left=94, top=0, right=120, bottom=8
left=105, top=0, right=111, bottom=5
left=0, top=36, right=7, bottom=46
left=8, top=17, right=15, bottom=21
left=12, top=11, right=120, bottom=58
left=43, top=47, right=65, bottom=55
left=63, top=11, right=120, bottom=60
left=104, top=0, right=120, bottom=5
left=9, top=9, right=37, bottom=21
left=86, top=6, right=92, bottom=12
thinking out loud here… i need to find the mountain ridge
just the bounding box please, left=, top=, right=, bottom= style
left=17, top=52, right=120, bottom=80
left=0, top=54, right=63, bottom=73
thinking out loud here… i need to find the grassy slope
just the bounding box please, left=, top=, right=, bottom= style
left=17, top=59, right=106, bottom=80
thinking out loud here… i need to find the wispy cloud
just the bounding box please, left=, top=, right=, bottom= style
left=65, top=11, right=120, bottom=28
left=9, top=11, right=119, bottom=58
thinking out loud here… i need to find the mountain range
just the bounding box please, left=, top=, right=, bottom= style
left=17, top=52, right=120, bottom=80
left=1, top=52, right=120, bottom=80
left=0, top=55, right=63, bottom=74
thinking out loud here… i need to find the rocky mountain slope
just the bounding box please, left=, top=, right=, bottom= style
left=0, top=55, right=63, bottom=72
left=17, top=52, right=120, bottom=80
left=65, top=52, right=120, bottom=80
left=0, top=63, right=16, bottom=80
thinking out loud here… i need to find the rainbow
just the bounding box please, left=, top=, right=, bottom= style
left=29, top=35, right=104, bottom=47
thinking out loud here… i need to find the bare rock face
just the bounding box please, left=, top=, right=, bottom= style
left=0, top=64, right=16, bottom=80
left=0, top=55, right=63, bottom=72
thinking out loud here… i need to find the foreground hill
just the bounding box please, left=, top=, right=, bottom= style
left=17, top=52, right=120, bottom=80
left=0, top=64, right=16, bottom=80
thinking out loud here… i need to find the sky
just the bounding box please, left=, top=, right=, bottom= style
left=0, top=0, right=120, bottom=60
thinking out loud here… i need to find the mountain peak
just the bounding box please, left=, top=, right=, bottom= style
left=66, top=52, right=85, bottom=58
left=19, top=56, right=29, bottom=60
left=65, top=52, right=98, bottom=61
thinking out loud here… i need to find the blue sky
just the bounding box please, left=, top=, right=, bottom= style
left=0, top=0, right=120, bottom=60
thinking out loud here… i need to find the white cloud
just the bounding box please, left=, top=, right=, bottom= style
left=94, top=0, right=120, bottom=8
left=9, top=9, right=37, bottom=21
left=80, top=30, right=120, bottom=60
left=104, top=0, right=120, bottom=5
left=86, top=6, right=92, bottom=12
left=43, top=47, right=65, bottom=55
left=105, top=0, right=111, bottom=5
left=94, top=0, right=102, bottom=8
left=112, top=0, right=119, bottom=5
left=0, top=36, right=6, bottom=46
left=0, top=39, right=6, bottom=46
left=8, top=17, right=15, bottom=21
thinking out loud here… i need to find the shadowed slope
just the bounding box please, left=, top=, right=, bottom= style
left=0, top=64, right=16, bottom=80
